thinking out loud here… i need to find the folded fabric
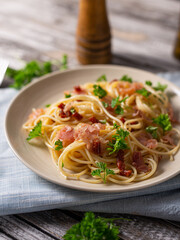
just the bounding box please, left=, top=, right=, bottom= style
left=0, top=72, right=180, bottom=221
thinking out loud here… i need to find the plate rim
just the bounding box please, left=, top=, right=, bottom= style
left=5, top=64, right=180, bottom=192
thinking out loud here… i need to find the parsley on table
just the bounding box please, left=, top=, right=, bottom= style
left=136, top=88, right=151, bottom=97
left=60, top=54, right=68, bottom=70
left=107, top=129, right=129, bottom=155
left=63, top=212, right=121, bottom=240
left=145, top=81, right=152, bottom=86
left=111, top=96, right=128, bottom=115
left=45, top=104, right=51, bottom=108
left=96, top=74, right=107, bottom=82
left=153, top=114, right=172, bottom=132
left=65, top=93, right=71, bottom=98
left=93, top=85, right=107, bottom=99
left=146, top=126, right=158, bottom=139
left=153, top=82, right=167, bottom=92
left=26, top=121, right=42, bottom=141
left=55, top=139, right=63, bottom=151
left=120, top=75, right=133, bottom=83
left=91, top=162, right=115, bottom=184
left=102, top=101, right=109, bottom=108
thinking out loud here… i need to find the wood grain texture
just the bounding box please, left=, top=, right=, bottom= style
left=0, top=0, right=180, bottom=239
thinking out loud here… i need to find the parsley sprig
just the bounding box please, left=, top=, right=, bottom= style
left=63, top=212, right=124, bottom=240
left=107, top=129, right=129, bottom=155
left=153, top=82, right=167, bottom=92
left=93, top=85, right=107, bottom=99
left=153, top=114, right=172, bottom=132
left=26, top=121, right=42, bottom=141
left=55, top=139, right=63, bottom=151
left=111, top=96, right=128, bottom=115
left=146, top=126, right=158, bottom=139
left=65, top=93, right=71, bottom=98
left=91, top=162, right=115, bottom=184
left=136, top=88, right=151, bottom=97
left=96, top=74, right=107, bottom=82
left=120, top=75, right=132, bottom=83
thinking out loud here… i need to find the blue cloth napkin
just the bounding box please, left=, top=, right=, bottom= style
left=1, top=72, right=180, bottom=221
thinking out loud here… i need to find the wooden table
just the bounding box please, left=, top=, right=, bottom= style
left=0, top=0, right=180, bottom=239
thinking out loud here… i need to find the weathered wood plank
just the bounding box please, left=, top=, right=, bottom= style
left=0, top=231, right=14, bottom=240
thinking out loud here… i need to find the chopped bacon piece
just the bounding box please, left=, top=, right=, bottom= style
left=132, top=151, right=148, bottom=173
left=120, top=117, right=125, bottom=123
left=72, top=111, right=83, bottom=120
left=116, top=150, right=132, bottom=177
left=74, top=123, right=105, bottom=154
left=56, top=126, right=75, bottom=147
left=58, top=103, right=65, bottom=109
left=89, top=116, right=99, bottom=123
left=162, top=131, right=175, bottom=146
left=117, top=82, right=143, bottom=96
left=137, top=132, right=157, bottom=149
left=29, top=108, right=44, bottom=120
left=92, top=138, right=101, bottom=154
left=74, top=85, right=87, bottom=95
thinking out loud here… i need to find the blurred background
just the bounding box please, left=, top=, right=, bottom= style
left=0, top=0, right=179, bottom=72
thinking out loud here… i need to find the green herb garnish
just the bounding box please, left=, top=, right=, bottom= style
left=113, top=123, right=119, bottom=129
left=99, top=119, right=107, bottom=124
left=120, top=75, right=132, bottom=83
left=62, top=162, right=64, bottom=168
left=70, top=108, right=76, bottom=114
left=136, top=88, right=151, bottom=97
left=63, top=212, right=121, bottom=240
left=107, top=129, right=129, bottom=155
left=102, top=101, right=109, bottom=108
left=93, top=85, right=107, bottom=99
left=55, top=139, right=63, bottom=151
left=96, top=74, right=107, bottom=82
left=91, top=162, right=115, bottom=184
left=153, top=114, right=172, bottom=132
left=26, top=121, right=42, bottom=141
left=145, top=81, right=152, bottom=86
left=60, top=54, right=68, bottom=70
left=153, top=82, right=167, bottom=92
left=45, top=104, right=51, bottom=108
left=111, top=96, right=128, bottom=115
left=146, top=126, right=158, bottom=139
left=65, top=93, right=71, bottom=98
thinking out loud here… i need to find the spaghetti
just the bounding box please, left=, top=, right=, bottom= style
left=23, top=75, right=180, bottom=184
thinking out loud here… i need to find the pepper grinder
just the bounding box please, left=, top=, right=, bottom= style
left=76, top=0, right=111, bottom=64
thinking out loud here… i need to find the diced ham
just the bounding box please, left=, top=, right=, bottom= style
left=132, top=151, right=148, bottom=173
left=137, top=132, right=157, bottom=149
left=56, top=126, right=75, bottom=147
left=58, top=103, right=83, bottom=120
left=74, top=123, right=105, bottom=154
left=72, top=111, right=83, bottom=120
left=117, top=82, right=143, bottom=96
left=116, top=150, right=132, bottom=177
left=89, top=116, right=99, bottom=124
left=162, top=131, right=175, bottom=146
left=120, top=117, right=125, bottom=123
left=74, top=85, right=87, bottom=95
left=29, top=108, right=44, bottom=120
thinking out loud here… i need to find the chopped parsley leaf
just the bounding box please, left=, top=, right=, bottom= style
left=120, top=75, right=133, bottom=83
left=62, top=162, right=64, bottom=168
left=146, top=126, right=158, bottom=139
left=113, top=123, right=119, bottom=129
left=60, top=54, right=68, bottom=70
left=45, top=104, right=51, bottom=108
left=107, top=129, right=129, bottom=155
left=96, top=74, right=107, bottom=82
left=153, top=82, right=167, bottom=92
left=136, top=88, right=151, bottom=97
left=145, top=81, right=152, bottom=86
left=93, top=85, right=107, bottom=99
left=55, top=139, right=63, bottom=151
left=70, top=107, right=76, bottom=114
left=91, top=162, right=115, bottom=183
left=111, top=96, right=128, bottom=115
left=65, top=93, right=71, bottom=98
left=99, top=119, right=107, bottom=124
left=153, top=114, right=172, bottom=132
left=102, top=101, right=109, bottom=108
left=26, top=121, right=42, bottom=141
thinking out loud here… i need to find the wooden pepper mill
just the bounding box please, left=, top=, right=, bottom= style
left=76, top=0, right=111, bottom=64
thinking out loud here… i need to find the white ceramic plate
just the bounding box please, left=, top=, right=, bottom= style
left=5, top=65, right=180, bottom=192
